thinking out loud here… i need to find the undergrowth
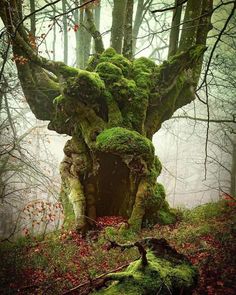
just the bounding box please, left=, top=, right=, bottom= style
left=0, top=200, right=235, bottom=294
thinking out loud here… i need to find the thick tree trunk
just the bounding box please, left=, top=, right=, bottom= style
left=59, top=129, right=171, bottom=232
left=0, top=0, right=212, bottom=233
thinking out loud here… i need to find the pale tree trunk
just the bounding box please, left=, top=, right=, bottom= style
left=52, top=5, right=56, bottom=61
left=29, top=0, right=36, bottom=36
left=111, top=0, right=127, bottom=53
left=132, top=0, right=151, bottom=55
left=231, top=142, right=236, bottom=198
left=62, top=0, right=68, bottom=64
left=168, top=0, right=182, bottom=58
left=123, top=0, right=134, bottom=59
left=75, top=0, right=93, bottom=68
left=178, top=0, right=203, bottom=51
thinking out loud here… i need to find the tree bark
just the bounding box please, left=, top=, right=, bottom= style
left=62, top=0, right=68, bottom=64
left=168, top=0, right=182, bottom=58
left=123, top=0, right=134, bottom=59
left=178, top=0, right=203, bottom=52
left=29, top=0, right=36, bottom=36
left=231, top=142, right=236, bottom=198
left=110, top=0, right=127, bottom=53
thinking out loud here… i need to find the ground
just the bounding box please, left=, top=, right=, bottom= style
left=0, top=199, right=235, bottom=294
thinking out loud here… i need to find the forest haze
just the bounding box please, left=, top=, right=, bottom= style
left=0, top=0, right=235, bottom=294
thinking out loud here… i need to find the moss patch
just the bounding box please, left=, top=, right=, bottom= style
left=95, top=127, right=154, bottom=165
left=94, top=251, right=196, bottom=295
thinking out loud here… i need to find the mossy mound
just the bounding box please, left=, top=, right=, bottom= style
left=143, top=183, right=176, bottom=227
left=94, top=251, right=197, bottom=295
left=63, top=70, right=105, bottom=104
left=95, top=62, right=123, bottom=82
left=95, top=127, right=154, bottom=165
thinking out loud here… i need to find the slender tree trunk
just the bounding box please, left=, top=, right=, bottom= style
left=123, top=0, right=134, bottom=59
left=133, top=0, right=151, bottom=55
left=62, top=0, right=68, bottom=64
left=111, top=0, right=127, bottom=53
left=168, top=0, right=182, bottom=58
left=75, top=1, right=92, bottom=68
left=231, top=142, right=236, bottom=198
left=52, top=5, right=56, bottom=61
left=74, top=1, right=80, bottom=67
left=29, top=0, right=36, bottom=36
left=178, top=0, right=203, bottom=51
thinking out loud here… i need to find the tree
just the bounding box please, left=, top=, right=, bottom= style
left=0, top=0, right=214, bottom=233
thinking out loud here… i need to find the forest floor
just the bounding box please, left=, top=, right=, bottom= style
left=0, top=199, right=235, bottom=295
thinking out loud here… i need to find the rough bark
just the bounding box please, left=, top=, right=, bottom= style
left=123, top=0, right=134, bottom=59
left=231, top=142, right=236, bottom=198
left=178, top=0, right=204, bottom=52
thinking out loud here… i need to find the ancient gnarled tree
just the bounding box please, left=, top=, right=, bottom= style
left=0, top=0, right=213, bottom=232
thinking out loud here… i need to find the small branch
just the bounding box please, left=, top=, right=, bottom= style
left=62, top=262, right=130, bottom=295
left=151, top=0, right=188, bottom=13
left=54, top=0, right=96, bottom=19
left=171, top=115, right=236, bottom=124
left=197, top=0, right=236, bottom=91
left=107, top=240, right=148, bottom=267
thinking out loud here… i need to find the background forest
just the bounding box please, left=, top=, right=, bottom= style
left=0, top=0, right=235, bottom=294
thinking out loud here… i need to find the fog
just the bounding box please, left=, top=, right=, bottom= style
left=0, top=0, right=234, bottom=239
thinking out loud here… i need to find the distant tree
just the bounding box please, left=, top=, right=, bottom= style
left=0, top=0, right=217, bottom=232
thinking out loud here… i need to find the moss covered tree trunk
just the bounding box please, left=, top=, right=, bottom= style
left=49, top=46, right=207, bottom=232
left=0, top=0, right=213, bottom=233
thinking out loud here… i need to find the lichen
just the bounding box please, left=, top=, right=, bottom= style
left=94, top=251, right=197, bottom=295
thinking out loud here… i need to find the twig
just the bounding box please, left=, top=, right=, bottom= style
left=151, top=0, right=188, bottom=13
left=62, top=262, right=130, bottom=295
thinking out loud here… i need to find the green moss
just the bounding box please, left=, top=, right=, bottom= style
left=64, top=70, right=105, bottom=101
left=56, top=63, right=80, bottom=77
left=95, top=62, right=123, bottom=82
left=96, top=127, right=154, bottom=164
left=111, top=78, right=137, bottom=104
left=143, top=183, right=176, bottom=227
left=100, top=48, right=132, bottom=77
left=158, top=208, right=177, bottom=225
left=94, top=251, right=196, bottom=294
left=132, top=57, right=156, bottom=89
left=188, top=45, right=207, bottom=61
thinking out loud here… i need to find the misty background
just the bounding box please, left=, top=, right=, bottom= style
left=0, top=0, right=234, bottom=239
